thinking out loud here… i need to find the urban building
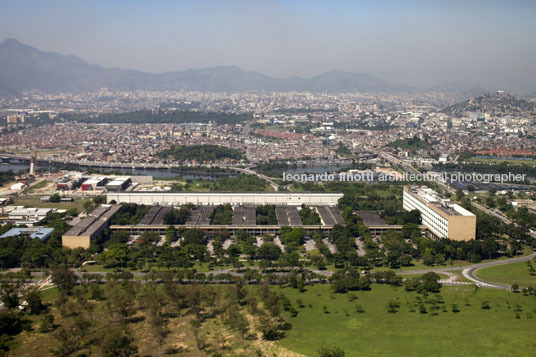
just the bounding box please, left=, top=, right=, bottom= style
left=62, top=205, right=121, bottom=249
left=403, top=185, right=476, bottom=241
left=105, top=177, right=132, bottom=192
left=4, top=207, right=52, bottom=226
left=106, top=191, right=343, bottom=206
left=0, top=227, right=54, bottom=241
left=81, top=177, right=108, bottom=191
left=56, top=175, right=84, bottom=191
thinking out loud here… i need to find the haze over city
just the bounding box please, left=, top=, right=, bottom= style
left=1, top=0, right=536, bottom=92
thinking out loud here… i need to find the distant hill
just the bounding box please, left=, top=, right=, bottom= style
left=377, top=66, right=534, bottom=95
left=386, top=136, right=430, bottom=151
left=441, top=92, right=536, bottom=116
left=0, top=39, right=407, bottom=94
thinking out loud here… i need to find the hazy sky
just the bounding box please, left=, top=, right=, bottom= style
left=1, top=0, right=535, bottom=78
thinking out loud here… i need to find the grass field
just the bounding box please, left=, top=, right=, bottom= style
left=24, top=180, right=49, bottom=192
left=40, top=286, right=59, bottom=302
left=11, top=195, right=89, bottom=211
left=272, top=284, right=536, bottom=356
left=476, top=261, right=536, bottom=288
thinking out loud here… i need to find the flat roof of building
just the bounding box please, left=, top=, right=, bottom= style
left=405, top=185, right=474, bottom=217
left=111, top=191, right=342, bottom=195
left=83, top=177, right=107, bottom=184
left=106, top=177, right=130, bottom=185
left=63, top=205, right=120, bottom=238
left=0, top=227, right=54, bottom=241
left=356, top=211, right=387, bottom=226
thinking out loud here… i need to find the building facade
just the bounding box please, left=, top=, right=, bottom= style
left=403, top=186, right=476, bottom=241
left=106, top=192, right=343, bottom=207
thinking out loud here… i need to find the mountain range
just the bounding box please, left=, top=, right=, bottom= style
left=0, top=39, right=532, bottom=95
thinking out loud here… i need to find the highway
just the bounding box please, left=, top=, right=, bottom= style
left=234, top=166, right=280, bottom=191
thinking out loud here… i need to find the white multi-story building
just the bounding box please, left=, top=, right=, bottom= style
left=403, top=186, right=476, bottom=241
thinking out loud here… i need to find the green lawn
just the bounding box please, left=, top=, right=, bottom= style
left=24, top=180, right=49, bottom=192
left=11, top=195, right=89, bottom=212
left=271, top=284, right=536, bottom=356
left=40, top=286, right=58, bottom=302
left=476, top=261, right=536, bottom=288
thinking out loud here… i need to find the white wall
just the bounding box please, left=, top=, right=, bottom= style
left=107, top=192, right=343, bottom=206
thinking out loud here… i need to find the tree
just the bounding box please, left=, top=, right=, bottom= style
left=52, top=268, right=77, bottom=293
left=257, top=243, right=282, bottom=261
left=226, top=305, right=250, bottom=341
left=102, top=243, right=128, bottom=268
left=93, top=195, right=106, bottom=205
left=144, top=287, right=169, bottom=353
left=387, top=299, right=400, bottom=313
left=100, top=325, right=138, bottom=357
left=318, top=345, right=345, bottom=357
left=419, top=272, right=442, bottom=293
left=105, top=282, right=136, bottom=322
left=49, top=193, right=61, bottom=202
left=165, top=226, right=177, bottom=243
left=0, top=283, right=20, bottom=309
left=511, top=283, right=519, bottom=292
left=258, top=315, right=285, bottom=340
left=25, top=287, right=44, bottom=314
left=39, top=314, right=55, bottom=333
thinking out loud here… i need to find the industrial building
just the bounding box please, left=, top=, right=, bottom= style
left=62, top=205, right=121, bottom=249
left=56, top=174, right=84, bottom=191
left=105, top=177, right=132, bottom=192
left=403, top=186, right=476, bottom=241
left=81, top=177, right=108, bottom=191
left=106, top=192, right=343, bottom=206
left=2, top=207, right=52, bottom=226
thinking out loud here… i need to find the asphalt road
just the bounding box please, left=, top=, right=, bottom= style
left=399, top=252, right=536, bottom=290
left=307, top=252, right=536, bottom=288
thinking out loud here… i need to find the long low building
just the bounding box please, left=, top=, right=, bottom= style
left=110, top=224, right=336, bottom=237
left=403, top=185, right=476, bottom=241
left=107, top=192, right=343, bottom=206
left=62, top=205, right=121, bottom=249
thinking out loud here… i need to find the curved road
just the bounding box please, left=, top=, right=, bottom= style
left=306, top=252, right=536, bottom=289
left=397, top=252, right=535, bottom=290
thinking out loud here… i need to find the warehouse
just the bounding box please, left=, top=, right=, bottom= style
left=105, top=177, right=132, bottom=192
left=81, top=177, right=108, bottom=191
